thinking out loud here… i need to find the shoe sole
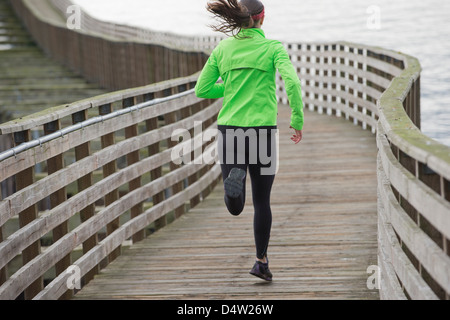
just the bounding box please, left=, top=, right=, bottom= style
left=224, top=168, right=246, bottom=199
left=249, top=259, right=273, bottom=282
left=249, top=270, right=273, bottom=282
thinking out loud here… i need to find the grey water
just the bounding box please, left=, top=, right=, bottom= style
left=73, top=0, right=450, bottom=146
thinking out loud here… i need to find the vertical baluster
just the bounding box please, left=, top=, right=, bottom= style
left=14, top=130, right=43, bottom=299
left=165, top=87, right=186, bottom=219
left=196, top=99, right=211, bottom=201
left=157, top=47, right=164, bottom=83
left=168, top=47, right=174, bottom=80
left=144, top=93, right=166, bottom=230
left=135, top=44, right=144, bottom=85
left=442, top=179, right=449, bottom=283
left=148, top=46, right=155, bottom=85
left=179, top=83, right=196, bottom=210
left=188, top=85, right=203, bottom=208
left=99, top=104, right=121, bottom=261
left=201, top=99, right=216, bottom=199
left=0, top=133, right=12, bottom=287
left=0, top=219, right=5, bottom=286
left=444, top=178, right=450, bottom=202
left=414, top=77, right=421, bottom=129
left=123, top=97, right=145, bottom=243
left=44, top=120, right=72, bottom=300
left=179, top=51, right=187, bottom=78
left=164, top=47, right=170, bottom=80
left=72, top=110, right=99, bottom=283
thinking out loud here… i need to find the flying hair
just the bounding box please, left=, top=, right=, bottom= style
left=207, top=0, right=264, bottom=37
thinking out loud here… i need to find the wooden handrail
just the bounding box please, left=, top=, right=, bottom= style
left=8, top=0, right=210, bottom=91
left=0, top=73, right=221, bottom=300
left=49, top=0, right=223, bottom=53
left=277, top=41, right=450, bottom=300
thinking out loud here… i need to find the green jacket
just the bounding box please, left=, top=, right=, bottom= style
left=195, top=28, right=304, bottom=130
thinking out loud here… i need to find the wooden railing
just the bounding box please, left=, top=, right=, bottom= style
left=0, top=74, right=221, bottom=300
left=2, top=0, right=449, bottom=300
left=9, top=0, right=210, bottom=91
left=376, top=57, right=450, bottom=300
left=49, top=0, right=223, bottom=53
left=277, top=42, right=450, bottom=299
left=0, top=0, right=219, bottom=301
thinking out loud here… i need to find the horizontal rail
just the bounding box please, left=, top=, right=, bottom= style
left=0, top=88, right=195, bottom=162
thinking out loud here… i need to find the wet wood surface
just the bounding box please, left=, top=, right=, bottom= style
left=75, top=105, right=379, bottom=300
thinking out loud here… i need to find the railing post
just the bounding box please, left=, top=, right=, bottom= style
left=13, top=129, right=43, bottom=299
left=0, top=220, right=5, bottom=286
left=187, top=83, right=202, bottom=209
left=144, top=92, right=166, bottom=230
left=43, top=120, right=72, bottom=300
left=99, top=104, right=121, bottom=261
left=0, top=130, right=12, bottom=285
left=165, top=87, right=186, bottom=219
left=414, top=77, right=421, bottom=129
left=198, top=99, right=215, bottom=200
left=178, top=83, right=197, bottom=211
left=123, top=97, right=145, bottom=243
left=72, top=110, right=99, bottom=283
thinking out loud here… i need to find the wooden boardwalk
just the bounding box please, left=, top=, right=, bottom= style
left=1, top=0, right=446, bottom=301
left=0, top=0, right=105, bottom=124
left=74, top=105, right=379, bottom=300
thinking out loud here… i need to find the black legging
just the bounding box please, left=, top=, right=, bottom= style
left=218, top=125, right=277, bottom=260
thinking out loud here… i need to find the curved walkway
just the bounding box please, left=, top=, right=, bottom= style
left=0, top=0, right=105, bottom=124
left=74, top=105, right=379, bottom=300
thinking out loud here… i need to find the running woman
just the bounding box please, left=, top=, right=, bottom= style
left=195, top=0, right=304, bottom=281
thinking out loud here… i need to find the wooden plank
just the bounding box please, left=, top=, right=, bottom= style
left=73, top=107, right=380, bottom=300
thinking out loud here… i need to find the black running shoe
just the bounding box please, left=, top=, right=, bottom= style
left=224, top=168, right=246, bottom=199
left=250, top=258, right=273, bottom=282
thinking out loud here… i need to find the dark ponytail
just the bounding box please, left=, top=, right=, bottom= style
left=207, top=0, right=256, bottom=36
